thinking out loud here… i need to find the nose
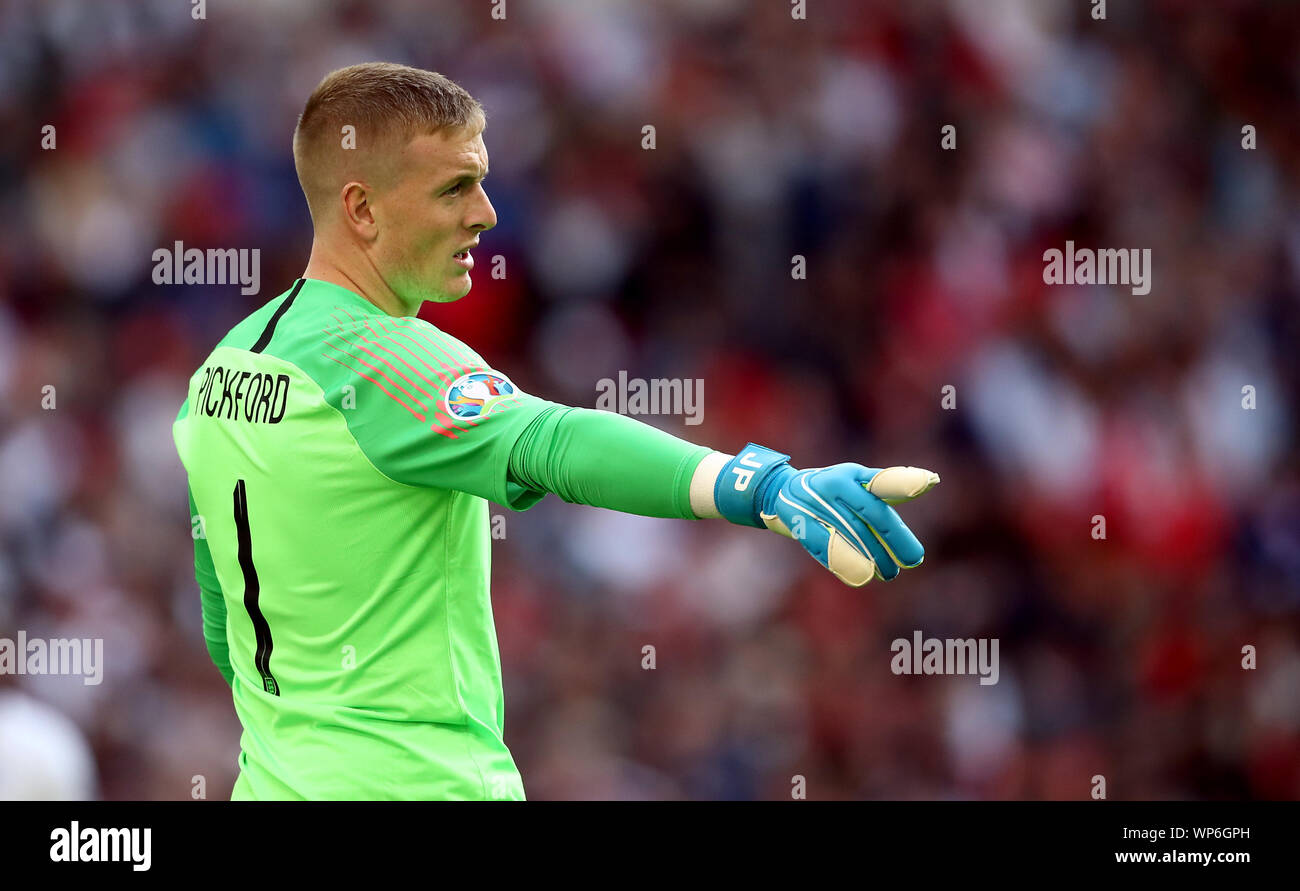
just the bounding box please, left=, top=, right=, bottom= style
left=467, top=185, right=497, bottom=232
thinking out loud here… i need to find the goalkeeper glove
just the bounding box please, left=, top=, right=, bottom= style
left=714, top=444, right=939, bottom=587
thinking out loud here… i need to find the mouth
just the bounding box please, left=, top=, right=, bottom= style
left=452, top=249, right=473, bottom=270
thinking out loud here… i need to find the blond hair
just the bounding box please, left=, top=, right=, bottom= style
left=292, top=62, right=486, bottom=221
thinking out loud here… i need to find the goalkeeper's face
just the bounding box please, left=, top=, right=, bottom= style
left=373, top=126, right=496, bottom=305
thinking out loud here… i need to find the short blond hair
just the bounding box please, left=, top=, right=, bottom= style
left=292, top=62, right=486, bottom=221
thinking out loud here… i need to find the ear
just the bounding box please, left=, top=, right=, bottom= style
left=340, top=181, right=378, bottom=241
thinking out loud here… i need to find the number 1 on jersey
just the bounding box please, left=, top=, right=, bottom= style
left=233, top=479, right=279, bottom=696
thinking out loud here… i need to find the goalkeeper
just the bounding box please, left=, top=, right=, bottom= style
left=173, top=62, right=938, bottom=800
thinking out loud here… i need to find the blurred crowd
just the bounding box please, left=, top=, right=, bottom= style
left=0, top=0, right=1297, bottom=800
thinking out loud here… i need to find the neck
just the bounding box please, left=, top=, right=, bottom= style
left=302, top=245, right=414, bottom=317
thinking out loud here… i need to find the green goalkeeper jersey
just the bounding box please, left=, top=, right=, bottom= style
left=173, top=277, right=561, bottom=800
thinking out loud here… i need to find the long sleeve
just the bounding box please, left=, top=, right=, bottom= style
left=189, top=484, right=233, bottom=686
left=507, top=405, right=713, bottom=519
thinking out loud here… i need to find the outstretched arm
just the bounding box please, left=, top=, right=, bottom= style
left=507, top=406, right=938, bottom=586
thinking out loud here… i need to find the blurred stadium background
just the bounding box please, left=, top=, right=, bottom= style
left=0, top=0, right=1297, bottom=800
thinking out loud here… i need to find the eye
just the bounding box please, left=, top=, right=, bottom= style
left=443, top=183, right=463, bottom=197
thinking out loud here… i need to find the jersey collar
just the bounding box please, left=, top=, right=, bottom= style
left=295, top=277, right=390, bottom=316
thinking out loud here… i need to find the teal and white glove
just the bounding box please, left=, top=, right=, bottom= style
left=714, top=444, right=939, bottom=587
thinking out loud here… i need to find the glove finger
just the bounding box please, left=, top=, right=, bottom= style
left=760, top=512, right=795, bottom=540
left=840, top=518, right=900, bottom=580
left=823, top=470, right=926, bottom=569
left=858, top=498, right=925, bottom=569
left=798, top=518, right=881, bottom=586
left=766, top=502, right=832, bottom=566
left=863, top=466, right=940, bottom=506
left=788, top=472, right=902, bottom=580
left=825, top=527, right=878, bottom=586
left=768, top=497, right=882, bottom=585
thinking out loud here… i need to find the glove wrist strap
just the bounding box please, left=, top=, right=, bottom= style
left=715, top=443, right=792, bottom=528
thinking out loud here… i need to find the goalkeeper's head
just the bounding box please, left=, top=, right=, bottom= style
left=293, top=62, right=495, bottom=315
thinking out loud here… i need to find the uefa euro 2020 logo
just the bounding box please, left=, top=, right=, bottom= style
left=445, top=371, right=519, bottom=420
